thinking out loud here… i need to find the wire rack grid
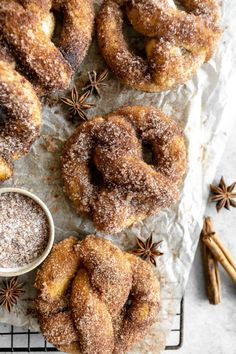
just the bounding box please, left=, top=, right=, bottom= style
left=0, top=299, right=184, bottom=352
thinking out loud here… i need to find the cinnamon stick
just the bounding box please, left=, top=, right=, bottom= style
left=202, top=217, right=236, bottom=285
left=202, top=241, right=221, bottom=304
left=210, top=231, right=236, bottom=271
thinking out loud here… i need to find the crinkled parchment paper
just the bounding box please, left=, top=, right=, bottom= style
left=1, top=0, right=236, bottom=352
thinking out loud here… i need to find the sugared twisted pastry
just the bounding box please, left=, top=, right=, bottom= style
left=0, top=0, right=94, bottom=93
left=97, top=0, right=221, bottom=92
left=0, top=60, right=42, bottom=181
left=35, top=235, right=160, bottom=354
left=62, top=106, right=187, bottom=233
left=0, top=0, right=94, bottom=181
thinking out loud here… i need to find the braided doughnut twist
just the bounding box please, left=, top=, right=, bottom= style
left=35, top=235, right=160, bottom=354
left=97, top=0, right=222, bottom=92
left=0, top=0, right=94, bottom=93
left=0, top=60, right=42, bottom=181
left=62, top=106, right=187, bottom=233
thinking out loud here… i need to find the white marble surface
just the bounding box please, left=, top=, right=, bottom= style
left=1, top=122, right=236, bottom=354
left=166, top=120, right=236, bottom=354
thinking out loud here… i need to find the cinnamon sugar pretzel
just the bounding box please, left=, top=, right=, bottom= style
left=97, top=0, right=221, bottom=92
left=35, top=235, right=160, bottom=353
left=0, top=0, right=94, bottom=180
left=62, top=106, right=187, bottom=233
left=0, top=0, right=94, bottom=94
left=0, top=60, right=42, bottom=181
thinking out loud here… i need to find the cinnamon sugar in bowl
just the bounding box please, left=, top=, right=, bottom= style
left=0, top=188, right=54, bottom=277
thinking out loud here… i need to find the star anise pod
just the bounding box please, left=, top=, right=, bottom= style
left=83, top=69, right=109, bottom=96
left=132, top=234, right=163, bottom=267
left=209, top=176, right=236, bottom=212
left=0, top=277, right=25, bottom=313
left=61, top=86, right=95, bottom=121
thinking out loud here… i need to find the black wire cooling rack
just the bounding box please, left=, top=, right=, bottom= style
left=0, top=299, right=184, bottom=352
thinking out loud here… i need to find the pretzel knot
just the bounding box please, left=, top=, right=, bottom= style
left=0, top=59, right=42, bottom=181
left=62, top=106, right=187, bottom=233
left=35, top=236, right=160, bottom=354
left=0, top=0, right=94, bottom=93
left=97, top=0, right=222, bottom=92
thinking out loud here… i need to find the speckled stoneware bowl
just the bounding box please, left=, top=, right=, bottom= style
left=0, top=187, right=55, bottom=277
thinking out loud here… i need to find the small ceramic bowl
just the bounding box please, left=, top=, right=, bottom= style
left=0, top=187, right=55, bottom=277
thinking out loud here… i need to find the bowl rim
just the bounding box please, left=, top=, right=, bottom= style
left=0, top=187, right=55, bottom=277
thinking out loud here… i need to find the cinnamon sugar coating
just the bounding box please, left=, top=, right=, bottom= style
left=0, top=0, right=95, bottom=94
left=35, top=235, right=160, bottom=354
left=62, top=106, right=187, bottom=234
left=97, top=0, right=222, bottom=92
left=0, top=0, right=95, bottom=180
left=0, top=59, right=42, bottom=181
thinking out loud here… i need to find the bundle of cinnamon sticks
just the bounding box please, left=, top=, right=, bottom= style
left=201, top=217, right=236, bottom=305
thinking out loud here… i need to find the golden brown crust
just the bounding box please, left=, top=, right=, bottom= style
left=0, top=59, right=42, bottom=181
left=97, top=0, right=222, bottom=92
left=114, top=254, right=160, bottom=353
left=40, top=311, right=79, bottom=347
left=61, top=106, right=187, bottom=233
left=35, top=236, right=80, bottom=301
left=0, top=0, right=95, bottom=93
left=35, top=236, right=81, bottom=352
left=75, top=236, right=133, bottom=316
left=58, top=0, right=95, bottom=71
left=35, top=235, right=160, bottom=354
left=71, top=269, right=114, bottom=354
